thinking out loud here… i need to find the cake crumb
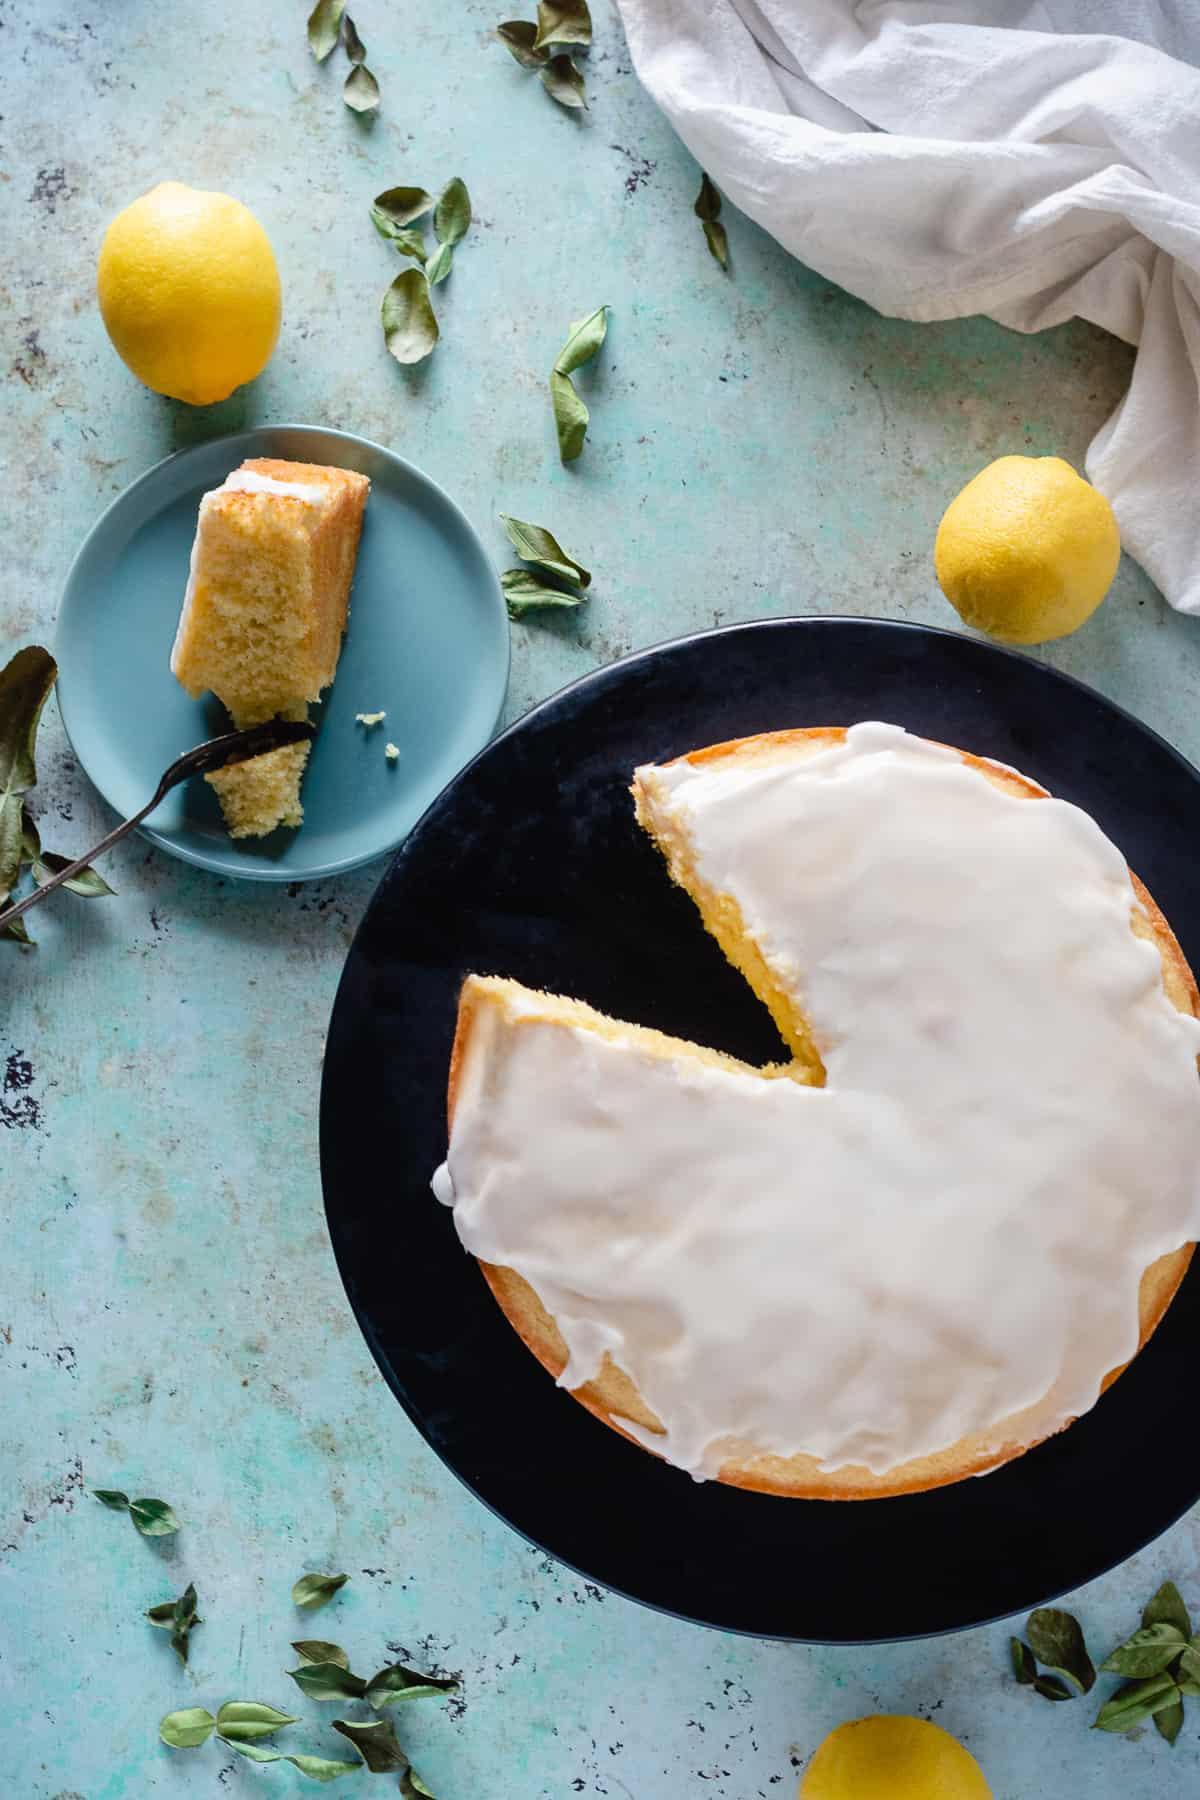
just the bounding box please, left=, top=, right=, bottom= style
left=356, top=710, right=386, bottom=728
left=385, top=742, right=400, bottom=762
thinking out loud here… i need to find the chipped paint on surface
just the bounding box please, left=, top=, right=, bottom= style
left=3, top=0, right=1200, bottom=1795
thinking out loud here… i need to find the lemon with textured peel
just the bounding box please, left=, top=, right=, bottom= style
left=799, top=1715, right=991, bottom=1800
left=935, top=454, right=1119, bottom=645
left=97, top=182, right=281, bottom=405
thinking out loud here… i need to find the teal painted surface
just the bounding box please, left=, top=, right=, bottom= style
left=3, top=2, right=1200, bottom=1795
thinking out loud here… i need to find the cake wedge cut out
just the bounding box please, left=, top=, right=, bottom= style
left=434, top=724, right=1200, bottom=1498
left=171, top=458, right=369, bottom=837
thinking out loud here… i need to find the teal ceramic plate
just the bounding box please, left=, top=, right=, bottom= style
left=56, top=425, right=509, bottom=881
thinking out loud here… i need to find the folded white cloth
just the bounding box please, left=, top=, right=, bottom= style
left=614, top=0, right=1200, bottom=613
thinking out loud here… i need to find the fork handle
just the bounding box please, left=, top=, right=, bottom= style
left=0, top=780, right=166, bottom=933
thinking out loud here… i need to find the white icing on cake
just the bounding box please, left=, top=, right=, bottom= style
left=433, top=723, right=1200, bottom=1479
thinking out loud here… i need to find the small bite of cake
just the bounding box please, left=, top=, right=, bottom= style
left=171, top=457, right=370, bottom=837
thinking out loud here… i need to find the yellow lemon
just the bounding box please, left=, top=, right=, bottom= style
left=97, top=181, right=281, bottom=405
left=799, top=1715, right=991, bottom=1800
left=935, top=454, right=1119, bottom=645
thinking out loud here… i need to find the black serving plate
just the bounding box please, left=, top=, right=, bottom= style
left=320, top=617, right=1200, bottom=1642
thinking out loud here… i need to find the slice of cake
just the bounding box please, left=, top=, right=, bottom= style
left=171, top=458, right=370, bottom=837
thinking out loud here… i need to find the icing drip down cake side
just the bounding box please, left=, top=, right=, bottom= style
left=432, top=724, right=1200, bottom=1500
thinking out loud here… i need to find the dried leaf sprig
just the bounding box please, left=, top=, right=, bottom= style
left=1011, top=1582, right=1200, bottom=1748
left=1, top=646, right=115, bottom=948
left=307, top=0, right=380, bottom=113
left=499, top=514, right=591, bottom=619
left=374, top=179, right=473, bottom=365
left=147, top=1581, right=202, bottom=1664
left=93, top=1488, right=179, bottom=1536
left=496, top=1, right=591, bottom=109
left=159, top=1701, right=359, bottom=1780
left=694, top=172, right=729, bottom=271
left=550, top=306, right=608, bottom=462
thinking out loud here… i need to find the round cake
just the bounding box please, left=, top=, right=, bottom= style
left=432, top=724, right=1200, bottom=1499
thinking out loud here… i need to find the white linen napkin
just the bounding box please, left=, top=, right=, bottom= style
left=613, top=0, right=1200, bottom=613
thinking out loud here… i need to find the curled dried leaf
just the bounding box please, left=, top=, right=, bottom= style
left=288, top=1660, right=368, bottom=1702
left=159, top=1707, right=216, bottom=1749
left=540, top=53, right=587, bottom=109
left=363, top=1662, right=460, bottom=1708
left=216, top=1701, right=301, bottom=1741
left=292, top=1639, right=351, bottom=1669
left=373, top=186, right=435, bottom=227
left=500, top=515, right=591, bottom=587
left=503, top=569, right=586, bottom=619
left=344, top=63, right=380, bottom=112
left=381, top=271, right=439, bottom=365
left=496, top=20, right=547, bottom=67
left=434, top=177, right=471, bottom=246
left=292, top=1571, right=350, bottom=1610
left=332, top=1715, right=409, bottom=1773
left=341, top=12, right=366, bottom=61
left=307, top=0, right=346, bottom=61
left=534, top=0, right=592, bottom=48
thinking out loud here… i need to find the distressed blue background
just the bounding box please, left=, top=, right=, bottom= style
left=3, top=1, right=1200, bottom=1794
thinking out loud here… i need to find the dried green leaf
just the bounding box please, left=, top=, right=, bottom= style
left=159, top=1707, right=216, bottom=1749
left=223, top=1739, right=283, bottom=1763
left=289, top=1661, right=368, bottom=1702
left=129, top=1497, right=179, bottom=1537
left=496, top=21, right=547, bottom=67
left=1100, top=1622, right=1186, bottom=1680
left=534, top=0, right=592, bottom=48
left=499, top=515, right=591, bottom=587
left=1177, top=1642, right=1200, bottom=1685
left=34, top=851, right=115, bottom=898
left=382, top=271, right=439, bottom=365
left=307, top=0, right=346, bottom=60
left=1033, top=1674, right=1074, bottom=1701
left=1155, top=1698, right=1185, bottom=1746
left=216, top=1701, right=301, bottom=1741
left=363, top=1663, right=460, bottom=1708
left=549, top=370, right=588, bottom=462
left=370, top=213, right=427, bottom=261
left=344, top=63, right=380, bottom=112
left=293, top=1571, right=350, bottom=1610
left=341, top=12, right=366, bottom=61
left=147, top=1582, right=200, bottom=1664
left=425, top=241, right=454, bottom=286
left=0, top=646, right=56, bottom=902
left=220, top=1741, right=363, bottom=1780
left=1094, top=1672, right=1181, bottom=1733
left=400, top=1771, right=436, bottom=1798
left=1010, top=1638, right=1036, bottom=1686
left=694, top=170, right=720, bottom=223
left=1026, top=1607, right=1095, bottom=1694
left=434, top=177, right=471, bottom=247
left=3, top=912, right=33, bottom=947
left=332, top=1716, right=409, bottom=1773
left=286, top=1755, right=365, bottom=1781
left=1144, top=1581, right=1192, bottom=1639
left=93, top=1488, right=130, bottom=1510
left=292, top=1640, right=351, bottom=1669
left=540, top=53, right=587, bottom=108
left=701, top=218, right=729, bottom=270
left=554, top=305, right=608, bottom=376
left=503, top=569, right=586, bottom=618
left=374, top=187, right=434, bottom=227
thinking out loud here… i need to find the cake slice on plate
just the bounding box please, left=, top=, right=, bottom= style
left=171, top=457, right=370, bottom=837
